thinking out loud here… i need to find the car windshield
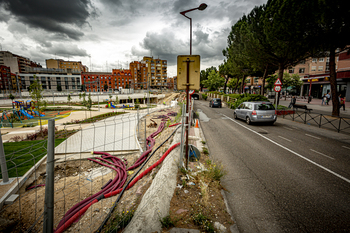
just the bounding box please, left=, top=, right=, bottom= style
left=213, top=99, right=221, bottom=102
left=256, top=104, right=275, bottom=110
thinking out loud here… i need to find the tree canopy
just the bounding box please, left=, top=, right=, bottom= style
left=202, top=70, right=225, bottom=91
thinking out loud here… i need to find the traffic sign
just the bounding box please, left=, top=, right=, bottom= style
left=274, top=85, right=281, bottom=92
left=274, top=78, right=282, bottom=86
left=177, top=55, right=201, bottom=90
left=189, top=90, right=195, bottom=95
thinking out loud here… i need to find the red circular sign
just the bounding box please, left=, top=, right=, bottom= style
left=274, top=85, right=281, bottom=92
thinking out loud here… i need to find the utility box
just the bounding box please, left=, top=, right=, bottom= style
left=177, top=55, right=200, bottom=90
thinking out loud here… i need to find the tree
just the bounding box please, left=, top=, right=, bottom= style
left=29, top=75, right=47, bottom=133
left=202, top=70, right=225, bottom=91
left=312, top=0, right=350, bottom=116
left=115, top=95, right=119, bottom=105
left=260, top=0, right=317, bottom=105
left=67, top=94, right=72, bottom=106
left=200, top=66, right=217, bottom=91
left=9, top=93, right=15, bottom=108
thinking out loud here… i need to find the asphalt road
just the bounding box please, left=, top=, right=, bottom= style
left=194, top=100, right=350, bottom=232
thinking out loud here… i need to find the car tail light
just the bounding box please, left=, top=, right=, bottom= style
left=252, top=110, right=257, bottom=115
left=275, top=110, right=277, bottom=115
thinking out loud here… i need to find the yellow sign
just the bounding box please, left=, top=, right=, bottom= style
left=177, top=55, right=200, bottom=90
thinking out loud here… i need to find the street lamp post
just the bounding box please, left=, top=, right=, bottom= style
left=180, top=3, right=207, bottom=168
left=180, top=3, right=207, bottom=55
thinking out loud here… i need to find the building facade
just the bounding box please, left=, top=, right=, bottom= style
left=0, top=65, right=11, bottom=94
left=129, top=61, right=148, bottom=89
left=46, top=59, right=87, bottom=73
left=142, top=56, right=167, bottom=88
left=0, top=51, right=42, bottom=74
left=81, top=69, right=132, bottom=93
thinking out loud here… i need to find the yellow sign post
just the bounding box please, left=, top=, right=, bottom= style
left=177, top=55, right=200, bottom=90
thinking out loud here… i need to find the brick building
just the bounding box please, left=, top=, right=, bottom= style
left=129, top=61, right=148, bottom=89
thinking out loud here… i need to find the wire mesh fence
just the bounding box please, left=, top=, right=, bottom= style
left=0, top=101, right=187, bottom=233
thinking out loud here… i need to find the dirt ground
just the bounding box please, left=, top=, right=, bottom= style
left=0, top=92, right=233, bottom=233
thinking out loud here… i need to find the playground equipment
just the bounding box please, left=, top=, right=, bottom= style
left=106, top=102, right=116, bottom=109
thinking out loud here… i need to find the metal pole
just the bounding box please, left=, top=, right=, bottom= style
left=185, top=59, right=190, bottom=169
left=190, top=18, right=192, bottom=55
left=43, top=119, right=55, bottom=233
left=179, top=103, right=185, bottom=167
left=137, top=108, right=139, bottom=140
left=0, top=129, right=9, bottom=183
left=144, top=118, right=147, bottom=151
left=98, top=79, right=100, bottom=111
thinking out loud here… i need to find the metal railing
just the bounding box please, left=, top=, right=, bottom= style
left=277, top=110, right=350, bottom=134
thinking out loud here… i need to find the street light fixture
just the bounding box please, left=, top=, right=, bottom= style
left=180, top=3, right=207, bottom=55
left=180, top=3, right=207, bottom=168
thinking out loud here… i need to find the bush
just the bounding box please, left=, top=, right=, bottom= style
left=202, top=94, right=207, bottom=100
left=232, top=94, right=268, bottom=109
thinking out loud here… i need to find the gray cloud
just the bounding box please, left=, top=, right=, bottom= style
left=0, top=0, right=96, bottom=40
left=40, top=43, right=89, bottom=58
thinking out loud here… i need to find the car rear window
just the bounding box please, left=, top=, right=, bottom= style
left=213, top=99, right=221, bottom=102
left=256, top=104, right=275, bottom=110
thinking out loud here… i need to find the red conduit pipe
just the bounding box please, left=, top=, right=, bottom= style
left=55, top=142, right=180, bottom=233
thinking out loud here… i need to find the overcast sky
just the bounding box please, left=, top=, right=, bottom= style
left=0, top=0, right=267, bottom=77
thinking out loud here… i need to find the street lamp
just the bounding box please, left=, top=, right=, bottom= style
left=180, top=3, right=207, bottom=55
left=180, top=3, right=207, bottom=168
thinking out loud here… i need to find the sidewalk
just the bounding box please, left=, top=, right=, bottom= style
left=272, top=97, right=350, bottom=118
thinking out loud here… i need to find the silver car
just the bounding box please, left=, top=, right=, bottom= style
left=234, top=101, right=277, bottom=125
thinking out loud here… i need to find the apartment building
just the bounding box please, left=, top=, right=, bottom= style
left=129, top=61, right=148, bottom=89
left=18, top=67, right=81, bottom=92
left=0, top=51, right=42, bottom=74
left=81, top=69, right=132, bottom=93
left=0, top=65, right=11, bottom=94
left=142, top=56, right=167, bottom=89
left=46, top=59, right=87, bottom=73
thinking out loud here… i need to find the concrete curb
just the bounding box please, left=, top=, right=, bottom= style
left=124, top=130, right=182, bottom=232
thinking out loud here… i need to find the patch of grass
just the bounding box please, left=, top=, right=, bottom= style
left=160, top=215, right=175, bottom=229
left=201, top=141, right=206, bottom=145
left=202, top=147, right=209, bottom=155
left=180, top=166, right=188, bottom=175
left=204, top=160, right=225, bottom=181
left=191, top=211, right=215, bottom=233
left=108, top=209, right=135, bottom=232
left=1, top=139, right=66, bottom=179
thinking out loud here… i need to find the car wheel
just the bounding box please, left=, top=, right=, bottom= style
left=234, top=112, right=237, bottom=119
left=246, top=117, right=251, bottom=125
left=269, top=121, right=276, bottom=126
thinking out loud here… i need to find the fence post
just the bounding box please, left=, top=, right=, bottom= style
left=144, top=118, right=147, bottom=151
left=0, top=129, right=9, bottom=184
left=179, top=104, right=186, bottom=167
left=43, top=119, right=55, bottom=233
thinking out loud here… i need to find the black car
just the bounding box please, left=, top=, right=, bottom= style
left=209, top=98, right=222, bottom=108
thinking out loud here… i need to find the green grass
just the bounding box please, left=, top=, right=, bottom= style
left=0, top=139, right=66, bottom=179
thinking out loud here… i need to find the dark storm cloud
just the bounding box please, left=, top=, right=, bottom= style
left=0, top=0, right=96, bottom=40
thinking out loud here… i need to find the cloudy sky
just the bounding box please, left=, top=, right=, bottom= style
left=0, top=0, right=267, bottom=77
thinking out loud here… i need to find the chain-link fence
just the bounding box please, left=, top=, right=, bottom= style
left=0, top=100, right=193, bottom=233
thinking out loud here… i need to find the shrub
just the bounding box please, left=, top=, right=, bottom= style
left=232, top=94, right=268, bottom=109
left=202, top=93, right=207, bottom=100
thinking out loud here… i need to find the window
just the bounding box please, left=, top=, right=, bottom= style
left=299, top=60, right=306, bottom=64
left=299, top=68, right=305, bottom=73
left=254, top=77, right=259, bottom=83
left=318, top=66, right=323, bottom=71
left=312, top=58, right=317, bottom=62
left=311, top=66, right=316, bottom=71
left=289, top=68, right=294, bottom=73
left=319, top=58, right=324, bottom=62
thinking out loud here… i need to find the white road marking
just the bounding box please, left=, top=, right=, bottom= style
left=305, top=134, right=321, bottom=140
left=283, top=126, right=293, bottom=131
left=310, top=149, right=335, bottom=160
left=278, top=136, right=292, bottom=142
left=223, top=114, right=350, bottom=184
left=342, top=146, right=350, bottom=150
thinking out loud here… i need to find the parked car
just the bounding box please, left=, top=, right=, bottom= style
left=234, top=101, right=277, bottom=125
left=209, top=98, right=222, bottom=108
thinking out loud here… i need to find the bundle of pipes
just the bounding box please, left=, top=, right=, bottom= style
left=54, top=117, right=176, bottom=233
